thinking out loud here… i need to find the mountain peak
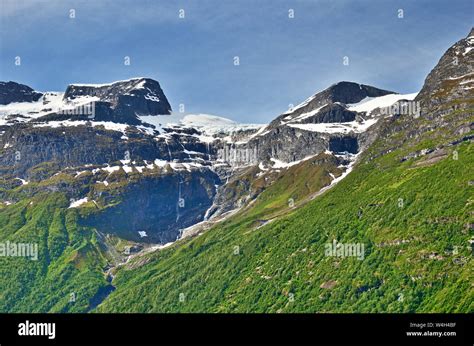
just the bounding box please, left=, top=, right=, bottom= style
left=324, top=81, right=395, bottom=104
left=0, top=81, right=43, bottom=105
left=269, top=81, right=395, bottom=128
left=415, top=26, right=473, bottom=110
left=61, top=77, right=172, bottom=124
left=64, top=77, right=168, bottom=101
left=67, top=77, right=154, bottom=89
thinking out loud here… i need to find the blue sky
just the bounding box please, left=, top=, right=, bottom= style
left=0, top=0, right=472, bottom=123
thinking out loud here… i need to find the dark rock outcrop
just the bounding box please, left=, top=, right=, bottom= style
left=0, top=81, right=43, bottom=105
left=329, top=136, right=359, bottom=154
left=298, top=103, right=357, bottom=124
left=59, top=78, right=172, bottom=124
left=84, top=171, right=219, bottom=243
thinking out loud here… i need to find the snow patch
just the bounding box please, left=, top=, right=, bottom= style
left=290, top=104, right=327, bottom=123
left=347, top=93, right=418, bottom=114
left=288, top=118, right=379, bottom=134
left=69, top=77, right=148, bottom=88
left=68, top=197, right=88, bottom=208
left=33, top=120, right=130, bottom=134
left=269, top=153, right=320, bottom=169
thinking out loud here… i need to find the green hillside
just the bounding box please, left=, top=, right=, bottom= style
left=95, top=113, right=474, bottom=313
left=1, top=30, right=472, bottom=313
left=0, top=191, right=111, bottom=312
left=0, top=97, right=471, bottom=314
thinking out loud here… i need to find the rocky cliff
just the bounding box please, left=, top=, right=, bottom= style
left=0, top=81, right=43, bottom=105
left=0, top=67, right=445, bottom=244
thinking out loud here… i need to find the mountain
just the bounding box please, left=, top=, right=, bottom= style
left=206, top=82, right=417, bottom=217
left=61, top=78, right=172, bottom=124
left=232, top=82, right=415, bottom=168
left=0, top=28, right=472, bottom=313
left=416, top=27, right=473, bottom=112
left=269, top=81, right=395, bottom=126
left=0, top=77, right=274, bottom=244
left=0, top=78, right=221, bottom=243
left=0, top=81, right=43, bottom=105
left=3, top=75, right=407, bottom=242
left=94, top=29, right=473, bottom=313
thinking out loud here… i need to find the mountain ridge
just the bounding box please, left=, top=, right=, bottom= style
left=0, top=28, right=472, bottom=313
left=93, top=28, right=473, bottom=313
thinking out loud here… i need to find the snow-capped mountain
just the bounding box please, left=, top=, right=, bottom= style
left=63, top=77, right=171, bottom=124
left=0, top=78, right=171, bottom=126
left=0, top=75, right=423, bottom=244
left=138, top=113, right=263, bottom=140
left=272, top=81, right=394, bottom=125
left=221, top=81, right=419, bottom=174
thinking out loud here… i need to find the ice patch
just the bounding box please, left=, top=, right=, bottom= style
left=347, top=93, right=418, bottom=114
left=33, top=120, right=130, bottom=134
left=288, top=118, right=379, bottom=134
left=68, top=197, right=88, bottom=208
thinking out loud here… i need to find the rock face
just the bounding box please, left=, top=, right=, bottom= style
left=0, top=81, right=43, bottom=105
left=84, top=171, right=219, bottom=244
left=0, top=123, right=213, bottom=179
left=0, top=75, right=422, bottom=244
left=0, top=123, right=219, bottom=243
left=0, top=78, right=218, bottom=244
left=298, top=103, right=357, bottom=124
left=269, top=81, right=394, bottom=127
left=61, top=78, right=172, bottom=124
left=416, top=28, right=474, bottom=114
left=222, top=82, right=398, bottom=166
left=242, top=125, right=328, bottom=162
left=360, top=28, right=474, bottom=166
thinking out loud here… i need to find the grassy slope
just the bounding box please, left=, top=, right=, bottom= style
left=96, top=114, right=474, bottom=313
left=0, top=150, right=342, bottom=312
left=0, top=192, right=110, bottom=312
left=0, top=108, right=471, bottom=313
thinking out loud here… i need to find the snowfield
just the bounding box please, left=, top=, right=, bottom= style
left=33, top=120, right=131, bottom=134
left=0, top=92, right=100, bottom=124
left=347, top=93, right=418, bottom=114
left=288, top=118, right=379, bottom=134
left=139, top=113, right=263, bottom=137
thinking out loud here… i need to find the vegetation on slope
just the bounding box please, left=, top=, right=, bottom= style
left=96, top=113, right=474, bottom=312
left=0, top=192, right=111, bottom=312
